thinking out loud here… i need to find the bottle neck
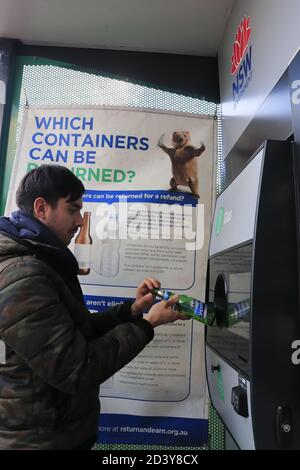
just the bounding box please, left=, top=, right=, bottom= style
left=152, top=288, right=166, bottom=299
left=77, top=212, right=91, bottom=241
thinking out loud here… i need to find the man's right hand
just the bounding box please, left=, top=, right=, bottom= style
left=145, top=295, right=189, bottom=328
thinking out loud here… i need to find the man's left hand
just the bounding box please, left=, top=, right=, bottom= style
left=131, top=277, right=161, bottom=319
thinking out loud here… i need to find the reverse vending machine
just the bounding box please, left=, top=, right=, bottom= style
left=206, top=141, right=300, bottom=449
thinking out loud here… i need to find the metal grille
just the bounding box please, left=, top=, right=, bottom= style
left=216, top=106, right=226, bottom=194
left=10, top=59, right=225, bottom=450
left=20, top=64, right=218, bottom=110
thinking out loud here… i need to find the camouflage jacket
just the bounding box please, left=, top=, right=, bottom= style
left=0, top=232, right=154, bottom=449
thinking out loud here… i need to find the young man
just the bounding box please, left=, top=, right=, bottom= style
left=0, top=164, right=186, bottom=450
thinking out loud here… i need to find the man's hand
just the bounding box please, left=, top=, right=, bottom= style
left=131, top=277, right=161, bottom=319
left=145, top=295, right=189, bottom=328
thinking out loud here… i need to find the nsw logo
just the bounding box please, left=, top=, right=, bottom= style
left=231, top=16, right=253, bottom=108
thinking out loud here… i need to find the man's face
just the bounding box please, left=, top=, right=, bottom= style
left=43, top=196, right=83, bottom=245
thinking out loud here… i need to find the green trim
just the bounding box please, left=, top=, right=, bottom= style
left=0, top=56, right=24, bottom=214
left=0, top=55, right=78, bottom=214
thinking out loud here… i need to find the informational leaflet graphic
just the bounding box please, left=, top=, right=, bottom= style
left=6, top=106, right=216, bottom=446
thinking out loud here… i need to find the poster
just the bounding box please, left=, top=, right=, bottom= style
left=6, top=106, right=216, bottom=446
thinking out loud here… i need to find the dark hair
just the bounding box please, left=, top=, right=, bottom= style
left=16, top=164, right=85, bottom=214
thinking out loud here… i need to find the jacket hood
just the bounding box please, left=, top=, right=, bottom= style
left=0, top=210, right=66, bottom=247
left=0, top=211, right=80, bottom=282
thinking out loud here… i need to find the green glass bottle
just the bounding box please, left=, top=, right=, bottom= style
left=152, top=288, right=215, bottom=326
left=227, top=298, right=250, bottom=327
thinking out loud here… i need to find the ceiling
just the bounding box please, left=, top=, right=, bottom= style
left=0, top=0, right=236, bottom=57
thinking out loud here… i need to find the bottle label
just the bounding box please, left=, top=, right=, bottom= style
left=74, top=244, right=92, bottom=268
left=193, top=300, right=206, bottom=318
left=163, top=290, right=172, bottom=300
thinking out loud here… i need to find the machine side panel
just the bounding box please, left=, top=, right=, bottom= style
left=252, top=141, right=300, bottom=449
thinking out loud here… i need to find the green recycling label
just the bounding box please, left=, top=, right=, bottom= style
left=216, top=207, right=224, bottom=236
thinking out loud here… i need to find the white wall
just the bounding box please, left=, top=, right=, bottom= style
left=219, top=0, right=300, bottom=159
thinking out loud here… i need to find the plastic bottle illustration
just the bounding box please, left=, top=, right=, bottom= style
left=99, top=213, right=121, bottom=277
left=74, top=211, right=92, bottom=275
left=152, top=288, right=215, bottom=325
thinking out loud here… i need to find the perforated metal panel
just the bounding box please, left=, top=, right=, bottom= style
left=3, top=57, right=225, bottom=450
